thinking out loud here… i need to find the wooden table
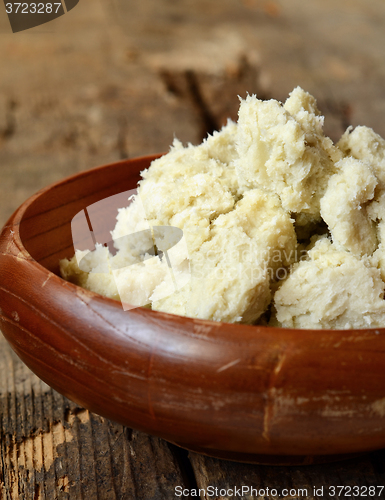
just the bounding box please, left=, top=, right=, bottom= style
left=2, top=0, right=385, bottom=497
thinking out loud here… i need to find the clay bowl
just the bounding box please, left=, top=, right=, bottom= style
left=1, top=155, right=385, bottom=466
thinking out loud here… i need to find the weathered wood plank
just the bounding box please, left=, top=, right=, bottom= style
left=0, top=334, right=190, bottom=500
left=189, top=451, right=385, bottom=499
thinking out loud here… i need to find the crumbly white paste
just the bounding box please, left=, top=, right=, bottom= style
left=273, top=238, right=385, bottom=329
left=60, top=87, right=385, bottom=328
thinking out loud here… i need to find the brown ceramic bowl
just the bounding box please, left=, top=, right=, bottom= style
left=1, top=155, right=385, bottom=465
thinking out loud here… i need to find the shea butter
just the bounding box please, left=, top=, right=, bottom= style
left=60, top=87, right=385, bottom=329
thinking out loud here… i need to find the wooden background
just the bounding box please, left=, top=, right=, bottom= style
left=1, top=0, right=385, bottom=497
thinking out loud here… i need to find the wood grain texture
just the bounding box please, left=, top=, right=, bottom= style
left=0, top=335, right=190, bottom=500
left=189, top=451, right=385, bottom=499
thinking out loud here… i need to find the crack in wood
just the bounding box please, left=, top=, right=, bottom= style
left=321, top=98, right=352, bottom=137
left=33, top=483, right=41, bottom=500
left=0, top=434, right=7, bottom=499
left=159, top=56, right=270, bottom=143
left=184, top=69, right=220, bottom=141
left=167, top=443, right=200, bottom=494
left=117, top=115, right=129, bottom=160
left=0, top=99, right=17, bottom=142
left=159, top=68, right=220, bottom=141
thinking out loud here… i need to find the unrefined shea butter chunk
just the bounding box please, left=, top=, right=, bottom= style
left=274, top=238, right=385, bottom=329
left=338, top=125, right=385, bottom=185
left=338, top=125, right=385, bottom=273
left=320, top=157, right=378, bottom=257
left=153, top=189, right=296, bottom=323
left=134, top=122, right=240, bottom=255
left=235, top=87, right=338, bottom=215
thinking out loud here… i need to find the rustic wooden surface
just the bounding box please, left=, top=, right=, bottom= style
left=1, top=0, right=385, bottom=498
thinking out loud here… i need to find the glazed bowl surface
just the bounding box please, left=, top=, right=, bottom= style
left=1, top=155, right=385, bottom=465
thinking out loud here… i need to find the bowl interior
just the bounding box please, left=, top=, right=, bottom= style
left=19, top=157, right=156, bottom=273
